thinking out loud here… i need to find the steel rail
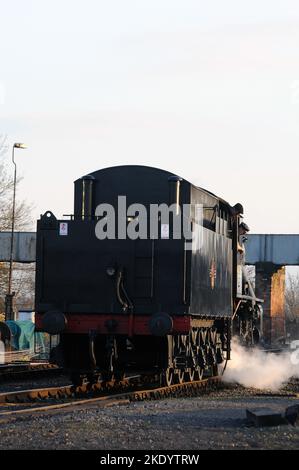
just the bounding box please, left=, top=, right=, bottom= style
left=0, top=376, right=223, bottom=417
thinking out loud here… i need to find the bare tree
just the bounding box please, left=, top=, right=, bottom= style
left=285, top=273, right=299, bottom=322
left=0, top=134, right=8, bottom=157
left=0, top=151, right=35, bottom=315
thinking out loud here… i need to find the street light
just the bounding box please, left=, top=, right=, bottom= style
left=5, top=143, right=27, bottom=321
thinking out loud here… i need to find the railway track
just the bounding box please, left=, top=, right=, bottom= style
left=0, top=375, right=222, bottom=418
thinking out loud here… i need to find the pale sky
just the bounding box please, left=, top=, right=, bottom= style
left=1, top=0, right=299, bottom=233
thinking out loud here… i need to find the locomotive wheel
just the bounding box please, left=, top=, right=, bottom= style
left=114, top=370, right=125, bottom=381
left=185, top=368, right=195, bottom=382
left=175, top=369, right=185, bottom=384
left=86, top=372, right=102, bottom=385
left=194, top=367, right=203, bottom=381
left=101, top=371, right=114, bottom=382
left=169, top=326, right=226, bottom=385
left=162, top=368, right=174, bottom=387
left=70, top=372, right=88, bottom=387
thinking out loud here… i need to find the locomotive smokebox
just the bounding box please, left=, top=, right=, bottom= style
left=149, top=312, right=173, bottom=336
left=42, top=310, right=67, bottom=335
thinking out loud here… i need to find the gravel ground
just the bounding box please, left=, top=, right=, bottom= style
left=0, top=384, right=298, bottom=450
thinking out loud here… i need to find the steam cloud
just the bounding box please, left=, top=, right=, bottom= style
left=223, top=338, right=299, bottom=390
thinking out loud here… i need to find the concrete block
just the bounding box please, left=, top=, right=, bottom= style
left=246, top=408, right=287, bottom=427
left=285, top=404, right=299, bottom=426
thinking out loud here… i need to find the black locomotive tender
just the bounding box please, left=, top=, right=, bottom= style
left=35, top=165, right=262, bottom=385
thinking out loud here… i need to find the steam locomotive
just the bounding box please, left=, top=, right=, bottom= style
left=35, top=165, right=262, bottom=385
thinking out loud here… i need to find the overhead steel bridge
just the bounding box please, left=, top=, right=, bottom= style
left=1, top=232, right=299, bottom=266
left=0, top=231, right=298, bottom=345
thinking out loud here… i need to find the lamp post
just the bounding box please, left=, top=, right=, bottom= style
left=5, top=143, right=27, bottom=321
